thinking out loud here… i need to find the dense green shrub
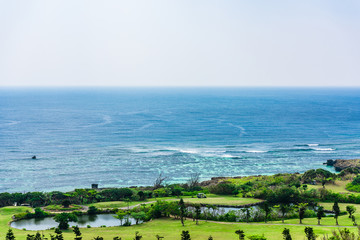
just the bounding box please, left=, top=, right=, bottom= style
left=100, top=188, right=133, bottom=201
left=209, top=182, right=237, bottom=195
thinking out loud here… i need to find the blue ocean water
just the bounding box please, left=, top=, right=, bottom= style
left=1, top=87, right=360, bottom=192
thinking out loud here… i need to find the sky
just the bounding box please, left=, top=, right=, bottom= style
left=1, top=1, right=360, bottom=87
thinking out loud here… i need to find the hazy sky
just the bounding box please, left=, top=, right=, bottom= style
left=1, top=1, right=360, bottom=87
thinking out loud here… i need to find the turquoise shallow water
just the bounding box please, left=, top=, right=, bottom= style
left=1, top=87, right=360, bottom=192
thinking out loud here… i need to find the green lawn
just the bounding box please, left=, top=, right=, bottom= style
left=2, top=206, right=358, bottom=240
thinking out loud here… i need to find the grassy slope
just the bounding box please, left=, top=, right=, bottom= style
left=3, top=206, right=359, bottom=240
left=308, top=180, right=360, bottom=195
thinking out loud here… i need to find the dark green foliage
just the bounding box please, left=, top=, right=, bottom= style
left=54, top=213, right=78, bottom=230
left=277, top=204, right=292, bottom=223
left=282, top=228, right=292, bottom=240
left=347, top=176, right=360, bottom=192
left=247, top=235, right=267, bottom=240
left=87, top=206, right=98, bottom=215
left=155, top=235, right=164, bottom=240
left=54, top=228, right=64, bottom=240
left=134, top=231, right=142, bottom=240
left=93, top=237, right=103, bottom=240
left=317, top=206, right=325, bottom=225
left=26, top=232, right=43, bottom=240
left=261, top=186, right=301, bottom=204
left=181, top=231, right=191, bottom=240
left=352, top=215, right=357, bottom=226
left=260, top=202, right=272, bottom=223
left=179, top=198, right=186, bottom=226
left=208, top=182, right=237, bottom=195
left=304, top=227, right=316, bottom=240
left=352, top=176, right=360, bottom=185
left=346, top=205, right=356, bottom=218
left=6, top=229, right=16, bottom=240
left=113, top=237, right=122, bottom=240
left=100, top=188, right=133, bottom=201
left=302, top=169, right=334, bottom=184
left=338, top=167, right=360, bottom=177
left=62, top=200, right=71, bottom=208
left=208, top=236, right=213, bottom=240
left=297, top=203, right=308, bottom=224
left=34, top=232, right=42, bottom=240
left=235, top=230, right=245, bottom=240
left=137, top=191, right=145, bottom=200
left=73, top=225, right=82, bottom=240
left=34, top=207, right=49, bottom=218
left=333, top=201, right=340, bottom=225
left=194, top=204, right=201, bottom=225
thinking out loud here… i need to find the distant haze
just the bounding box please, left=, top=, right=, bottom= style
left=1, top=1, right=360, bottom=87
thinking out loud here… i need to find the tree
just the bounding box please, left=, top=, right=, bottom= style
left=304, top=227, right=316, bottom=240
left=34, top=232, right=42, bottom=240
left=297, top=203, right=308, bottom=224
left=181, top=231, right=191, bottom=240
left=194, top=204, right=201, bottom=225
left=115, top=210, right=127, bottom=225
left=53, top=213, right=78, bottom=230
left=93, top=237, right=103, bottom=240
left=241, top=207, right=251, bottom=223
left=187, top=173, right=201, bottom=190
left=134, top=231, right=142, bottom=240
left=87, top=206, right=98, bottom=215
left=321, top=177, right=332, bottom=189
left=333, top=201, right=340, bottom=225
left=155, top=235, right=164, bottom=240
left=113, top=237, right=122, bottom=240
left=260, top=202, right=272, bottom=223
left=6, top=229, right=16, bottom=240
left=73, top=226, right=82, bottom=240
left=352, top=215, right=357, bottom=226
left=154, top=172, right=167, bottom=189
left=346, top=205, right=356, bottom=218
left=235, top=230, right=245, bottom=240
left=317, top=206, right=325, bottom=225
left=138, top=191, right=145, bottom=200
left=131, top=211, right=146, bottom=224
left=282, top=228, right=292, bottom=240
left=55, top=228, right=64, bottom=240
left=62, top=200, right=71, bottom=208
left=208, top=236, right=213, bottom=240
left=179, top=198, right=186, bottom=226
left=276, top=204, right=292, bottom=223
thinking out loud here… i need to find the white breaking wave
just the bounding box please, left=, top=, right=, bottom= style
left=245, top=150, right=268, bottom=153
left=0, top=121, right=21, bottom=127
left=312, top=148, right=335, bottom=151
left=307, top=144, right=319, bottom=147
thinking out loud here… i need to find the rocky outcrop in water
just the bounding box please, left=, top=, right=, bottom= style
left=324, top=159, right=360, bottom=172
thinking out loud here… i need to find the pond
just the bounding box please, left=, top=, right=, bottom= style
left=11, top=214, right=138, bottom=231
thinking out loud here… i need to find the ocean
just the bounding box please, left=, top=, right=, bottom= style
left=1, top=87, right=360, bottom=192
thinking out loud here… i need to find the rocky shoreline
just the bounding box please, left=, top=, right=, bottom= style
left=324, top=159, right=360, bottom=171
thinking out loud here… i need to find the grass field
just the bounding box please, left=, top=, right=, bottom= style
left=3, top=206, right=359, bottom=240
